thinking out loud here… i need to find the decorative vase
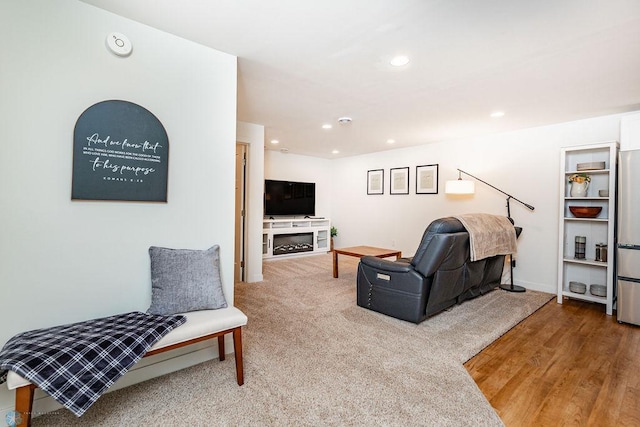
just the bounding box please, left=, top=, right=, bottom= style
left=570, top=181, right=589, bottom=197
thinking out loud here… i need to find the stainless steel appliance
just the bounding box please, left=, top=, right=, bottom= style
left=617, top=149, right=640, bottom=325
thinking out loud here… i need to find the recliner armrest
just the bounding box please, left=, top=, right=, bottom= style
left=359, top=256, right=412, bottom=273
left=357, top=257, right=430, bottom=323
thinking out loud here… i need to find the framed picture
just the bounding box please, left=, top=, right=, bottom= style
left=367, top=169, right=384, bottom=195
left=390, top=167, right=409, bottom=195
left=416, top=164, right=439, bottom=194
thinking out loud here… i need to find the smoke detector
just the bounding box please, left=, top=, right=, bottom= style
left=338, top=117, right=352, bottom=125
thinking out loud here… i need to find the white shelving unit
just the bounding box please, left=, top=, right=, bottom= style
left=557, top=142, right=618, bottom=315
left=262, top=218, right=331, bottom=259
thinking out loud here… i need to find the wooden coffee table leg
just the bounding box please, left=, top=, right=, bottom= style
left=333, top=251, right=339, bottom=278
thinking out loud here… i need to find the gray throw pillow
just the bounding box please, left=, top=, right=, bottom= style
left=147, top=245, right=228, bottom=315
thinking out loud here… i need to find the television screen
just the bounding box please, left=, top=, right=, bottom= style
left=264, top=180, right=315, bottom=216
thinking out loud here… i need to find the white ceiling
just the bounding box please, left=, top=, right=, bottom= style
left=81, top=0, right=640, bottom=158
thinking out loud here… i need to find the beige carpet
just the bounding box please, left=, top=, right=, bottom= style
left=33, top=254, right=553, bottom=426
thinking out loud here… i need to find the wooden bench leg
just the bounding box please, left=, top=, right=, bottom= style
left=15, top=384, right=35, bottom=427
left=217, top=335, right=225, bottom=361
left=233, top=327, right=244, bottom=385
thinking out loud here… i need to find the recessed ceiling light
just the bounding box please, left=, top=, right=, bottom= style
left=490, top=111, right=505, bottom=118
left=390, top=55, right=409, bottom=67
left=387, top=139, right=396, bottom=144
left=332, top=150, right=339, bottom=154
left=338, top=117, right=352, bottom=124
left=270, top=139, right=279, bottom=144
left=322, top=124, right=332, bottom=129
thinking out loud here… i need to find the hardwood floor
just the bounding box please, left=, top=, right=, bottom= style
left=465, top=298, right=640, bottom=427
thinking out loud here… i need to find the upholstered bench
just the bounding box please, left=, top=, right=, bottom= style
left=6, top=306, right=247, bottom=427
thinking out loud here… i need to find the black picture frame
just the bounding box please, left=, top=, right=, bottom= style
left=367, top=169, right=384, bottom=195
left=416, top=164, right=438, bottom=194
left=390, top=167, right=409, bottom=195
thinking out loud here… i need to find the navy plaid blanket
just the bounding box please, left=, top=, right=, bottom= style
left=0, top=311, right=185, bottom=416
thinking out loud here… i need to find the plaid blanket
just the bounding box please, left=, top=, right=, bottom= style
left=0, top=311, right=186, bottom=417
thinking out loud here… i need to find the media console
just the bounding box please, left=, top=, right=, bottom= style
left=262, top=218, right=331, bottom=259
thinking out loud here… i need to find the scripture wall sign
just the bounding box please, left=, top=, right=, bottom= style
left=72, top=100, right=169, bottom=202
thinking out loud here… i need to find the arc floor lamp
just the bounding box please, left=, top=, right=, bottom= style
left=445, top=168, right=535, bottom=292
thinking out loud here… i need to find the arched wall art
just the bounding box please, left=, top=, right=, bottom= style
left=71, top=100, right=169, bottom=202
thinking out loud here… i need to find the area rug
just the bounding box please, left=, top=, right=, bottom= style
left=32, top=254, right=553, bottom=426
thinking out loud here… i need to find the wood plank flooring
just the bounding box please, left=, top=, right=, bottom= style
left=464, top=298, right=640, bottom=426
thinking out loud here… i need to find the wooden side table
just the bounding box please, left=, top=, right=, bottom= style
left=332, top=245, right=401, bottom=278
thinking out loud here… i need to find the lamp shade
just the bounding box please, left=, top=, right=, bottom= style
left=445, top=179, right=475, bottom=194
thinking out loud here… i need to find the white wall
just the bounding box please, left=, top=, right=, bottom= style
left=264, top=114, right=632, bottom=293
left=237, top=122, right=265, bottom=282
left=264, top=151, right=333, bottom=219
left=621, top=111, right=640, bottom=150
left=0, top=0, right=236, bottom=414
left=330, top=113, right=634, bottom=294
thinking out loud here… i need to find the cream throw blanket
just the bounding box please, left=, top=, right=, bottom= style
left=453, top=213, right=517, bottom=261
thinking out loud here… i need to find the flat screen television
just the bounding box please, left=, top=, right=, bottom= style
left=264, top=179, right=315, bottom=216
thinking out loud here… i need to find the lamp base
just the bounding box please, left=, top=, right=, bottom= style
left=499, top=283, right=526, bottom=293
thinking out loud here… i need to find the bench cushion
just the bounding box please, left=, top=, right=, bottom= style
left=6, top=307, right=247, bottom=391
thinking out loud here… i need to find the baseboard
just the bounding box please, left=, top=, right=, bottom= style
left=246, top=273, right=263, bottom=282
left=515, top=279, right=555, bottom=295
left=1, top=339, right=230, bottom=419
